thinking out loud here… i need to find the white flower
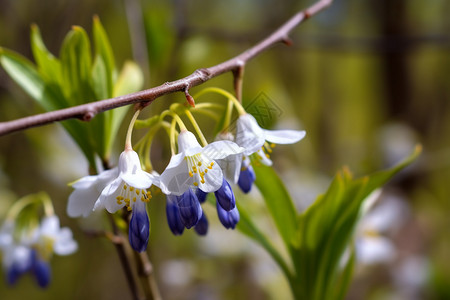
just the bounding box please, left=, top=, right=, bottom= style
left=160, top=130, right=244, bottom=195
left=235, top=114, right=306, bottom=165
left=67, top=168, right=118, bottom=218
left=37, top=216, right=78, bottom=258
left=355, top=192, right=408, bottom=265
left=94, top=149, right=157, bottom=213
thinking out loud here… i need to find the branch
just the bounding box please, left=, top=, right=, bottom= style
left=0, top=0, right=332, bottom=136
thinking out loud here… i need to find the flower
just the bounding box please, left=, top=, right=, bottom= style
left=194, top=212, right=208, bottom=236
left=92, top=149, right=157, bottom=252
left=175, top=188, right=203, bottom=229
left=235, top=113, right=306, bottom=165
left=0, top=216, right=77, bottom=287
left=165, top=195, right=185, bottom=236
left=160, top=130, right=244, bottom=195
left=214, top=132, right=244, bottom=184
left=67, top=167, right=118, bottom=218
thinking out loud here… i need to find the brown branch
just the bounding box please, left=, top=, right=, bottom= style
left=0, top=0, right=332, bottom=136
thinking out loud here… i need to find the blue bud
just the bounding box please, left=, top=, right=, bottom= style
left=214, top=178, right=235, bottom=211
left=216, top=202, right=240, bottom=229
left=194, top=212, right=208, bottom=236
left=196, top=188, right=208, bottom=203
left=7, top=263, right=24, bottom=286
left=166, top=195, right=185, bottom=235
left=31, top=251, right=51, bottom=288
left=238, top=165, right=256, bottom=193
left=177, top=188, right=202, bottom=229
left=129, top=201, right=150, bottom=252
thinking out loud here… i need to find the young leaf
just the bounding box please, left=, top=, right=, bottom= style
left=60, top=26, right=95, bottom=105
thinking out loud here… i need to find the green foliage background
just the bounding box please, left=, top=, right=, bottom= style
left=0, top=0, right=448, bottom=299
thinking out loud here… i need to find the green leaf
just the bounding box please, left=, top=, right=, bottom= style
left=92, top=15, right=116, bottom=98
left=253, top=163, right=298, bottom=253
left=0, top=47, right=96, bottom=168
left=60, top=26, right=95, bottom=105
left=290, top=145, right=421, bottom=300
left=30, top=25, right=63, bottom=87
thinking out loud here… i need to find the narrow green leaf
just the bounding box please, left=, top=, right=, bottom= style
left=30, top=25, right=63, bottom=87
left=60, top=26, right=95, bottom=105
left=253, top=163, right=298, bottom=252
left=290, top=146, right=421, bottom=300
left=92, top=15, right=116, bottom=98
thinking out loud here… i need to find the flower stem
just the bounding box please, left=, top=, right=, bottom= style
left=194, top=87, right=246, bottom=115
left=6, top=192, right=54, bottom=221
left=184, top=110, right=208, bottom=147
left=125, top=109, right=142, bottom=150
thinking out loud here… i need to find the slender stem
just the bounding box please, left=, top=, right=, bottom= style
left=195, top=87, right=246, bottom=115
left=125, top=109, right=142, bottom=150
left=0, top=0, right=333, bottom=136
left=170, top=118, right=177, bottom=156
left=232, top=66, right=245, bottom=102
left=184, top=110, right=208, bottom=147
left=223, top=98, right=234, bottom=132
left=133, top=251, right=162, bottom=300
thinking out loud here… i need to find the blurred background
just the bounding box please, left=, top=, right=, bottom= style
left=0, top=0, right=449, bottom=299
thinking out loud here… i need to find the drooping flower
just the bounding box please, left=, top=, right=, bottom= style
left=160, top=130, right=244, bottom=195
left=67, top=168, right=118, bottom=218
left=93, top=149, right=158, bottom=252
left=214, top=132, right=244, bottom=184
left=0, top=215, right=77, bottom=287
left=235, top=113, right=306, bottom=165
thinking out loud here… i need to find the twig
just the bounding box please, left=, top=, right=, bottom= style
left=133, top=251, right=162, bottom=300
left=108, top=213, right=142, bottom=300
left=0, top=0, right=333, bottom=136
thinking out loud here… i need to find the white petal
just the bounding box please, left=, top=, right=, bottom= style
left=53, top=228, right=78, bottom=255
left=118, top=150, right=142, bottom=174
left=235, top=114, right=265, bottom=155
left=40, top=216, right=60, bottom=236
left=177, top=131, right=202, bottom=154
left=160, top=154, right=191, bottom=196
left=202, top=141, right=244, bottom=160
left=263, top=129, right=306, bottom=144
left=71, top=175, right=98, bottom=189
left=67, top=185, right=99, bottom=218
left=122, top=171, right=153, bottom=190
left=216, top=154, right=242, bottom=184
left=95, top=178, right=124, bottom=213
left=198, top=162, right=223, bottom=193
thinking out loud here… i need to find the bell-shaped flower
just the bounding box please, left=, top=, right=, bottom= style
left=237, top=158, right=256, bottom=193
left=216, top=202, right=240, bottom=229
left=176, top=188, right=202, bottom=229
left=93, top=149, right=157, bottom=252
left=67, top=168, right=118, bottom=218
left=194, top=212, right=208, bottom=236
left=235, top=114, right=306, bottom=165
left=94, top=150, right=156, bottom=213
left=160, top=130, right=244, bottom=196
left=165, top=195, right=185, bottom=236
left=214, top=178, right=236, bottom=211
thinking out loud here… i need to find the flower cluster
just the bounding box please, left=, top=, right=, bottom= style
left=67, top=90, right=305, bottom=253
left=0, top=215, right=77, bottom=287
